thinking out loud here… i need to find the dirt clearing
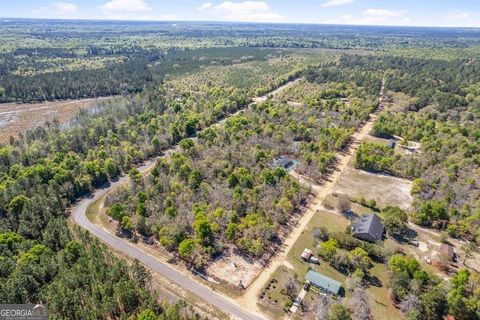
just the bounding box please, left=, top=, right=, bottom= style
left=207, top=250, right=263, bottom=288
left=333, top=165, right=412, bottom=210
left=0, top=97, right=109, bottom=144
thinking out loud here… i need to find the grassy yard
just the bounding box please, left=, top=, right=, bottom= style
left=257, top=265, right=298, bottom=319
left=259, top=209, right=403, bottom=319
left=323, top=193, right=376, bottom=217
left=368, top=263, right=403, bottom=320
left=287, top=210, right=350, bottom=275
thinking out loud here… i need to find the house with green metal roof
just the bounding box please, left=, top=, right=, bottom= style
left=305, top=270, right=342, bottom=295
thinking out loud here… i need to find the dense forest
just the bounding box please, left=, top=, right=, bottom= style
left=0, top=46, right=301, bottom=102
left=0, top=84, right=211, bottom=318
left=104, top=94, right=375, bottom=265
left=1, top=19, right=480, bottom=319
left=0, top=45, right=324, bottom=318
left=2, top=19, right=480, bottom=102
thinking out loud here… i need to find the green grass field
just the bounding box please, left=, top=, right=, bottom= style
left=280, top=211, right=402, bottom=320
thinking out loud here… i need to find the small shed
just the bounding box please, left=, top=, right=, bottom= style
left=439, top=244, right=455, bottom=260
left=301, top=248, right=312, bottom=261
left=352, top=214, right=385, bottom=243
left=305, top=270, right=341, bottom=295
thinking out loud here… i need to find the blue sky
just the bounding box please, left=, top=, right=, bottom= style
left=1, top=0, right=479, bottom=27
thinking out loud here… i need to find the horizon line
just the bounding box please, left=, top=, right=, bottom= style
left=1, top=16, right=480, bottom=30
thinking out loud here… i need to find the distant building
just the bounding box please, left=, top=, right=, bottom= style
left=387, top=139, right=396, bottom=148
left=340, top=98, right=349, bottom=102
left=439, top=244, right=455, bottom=261
left=270, top=156, right=298, bottom=171
left=305, top=270, right=341, bottom=295
left=352, top=214, right=385, bottom=243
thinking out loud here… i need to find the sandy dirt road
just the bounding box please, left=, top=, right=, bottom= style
left=238, top=77, right=386, bottom=316
left=72, top=78, right=303, bottom=320
left=74, top=76, right=385, bottom=319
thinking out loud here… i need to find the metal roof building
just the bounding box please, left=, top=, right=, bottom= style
left=352, top=213, right=385, bottom=243
left=270, top=156, right=298, bottom=171
left=305, top=270, right=342, bottom=295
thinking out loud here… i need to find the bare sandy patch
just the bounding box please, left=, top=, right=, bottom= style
left=333, top=165, right=412, bottom=210
left=0, top=97, right=110, bottom=144
left=418, top=241, right=428, bottom=252
left=207, top=249, right=263, bottom=288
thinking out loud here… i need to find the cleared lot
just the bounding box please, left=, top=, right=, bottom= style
left=0, top=97, right=107, bottom=143
left=333, top=165, right=412, bottom=210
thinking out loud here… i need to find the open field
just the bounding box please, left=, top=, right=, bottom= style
left=385, top=91, right=413, bottom=112
left=333, top=164, right=413, bottom=210
left=0, top=97, right=108, bottom=143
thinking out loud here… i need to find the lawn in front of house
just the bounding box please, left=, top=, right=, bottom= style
left=286, top=210, right=350, bottom=274
left=284, top=209, right=401, bottom=319
left=257, top=265, right=301, bottom=319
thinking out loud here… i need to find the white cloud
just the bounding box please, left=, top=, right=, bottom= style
left=321, top=0, right=354, bottom=8
left=197, top=1, right=284, bottom=22
left=451, top=10, right=469, bottom=19
left=51, top=2, right=78, bottom=14
left=363, top=8, right=407, bottom=19
left=198, top=2, right=214, bottom=11
left=34, top=2, right=78, bottom=18
left=329, top=8, right=411, bottom=26
left=99, top=0, right=154, bottom=19
left=99, top=0, right=151, bottom=13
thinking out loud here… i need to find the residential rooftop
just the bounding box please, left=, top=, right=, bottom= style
left=305, top=270, right=342, bottom=295
left=352, top=213, right=384, bottom=242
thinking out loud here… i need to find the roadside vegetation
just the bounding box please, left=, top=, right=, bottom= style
left=104, top=85, right=374, bottom=267
left=0, top=35, right=323, bottom=318
left=1, top=19, right=480, bottom=320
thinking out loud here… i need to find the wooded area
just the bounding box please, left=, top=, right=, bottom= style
left=0, top=20, right=479, bottom=320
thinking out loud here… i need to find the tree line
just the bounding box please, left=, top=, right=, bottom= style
left=0, top=57, right=307, bottom=317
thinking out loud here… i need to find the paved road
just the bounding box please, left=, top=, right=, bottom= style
left=72, top=78, right=303, bottom=320
left=72, top=187, right=262, bottom=320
